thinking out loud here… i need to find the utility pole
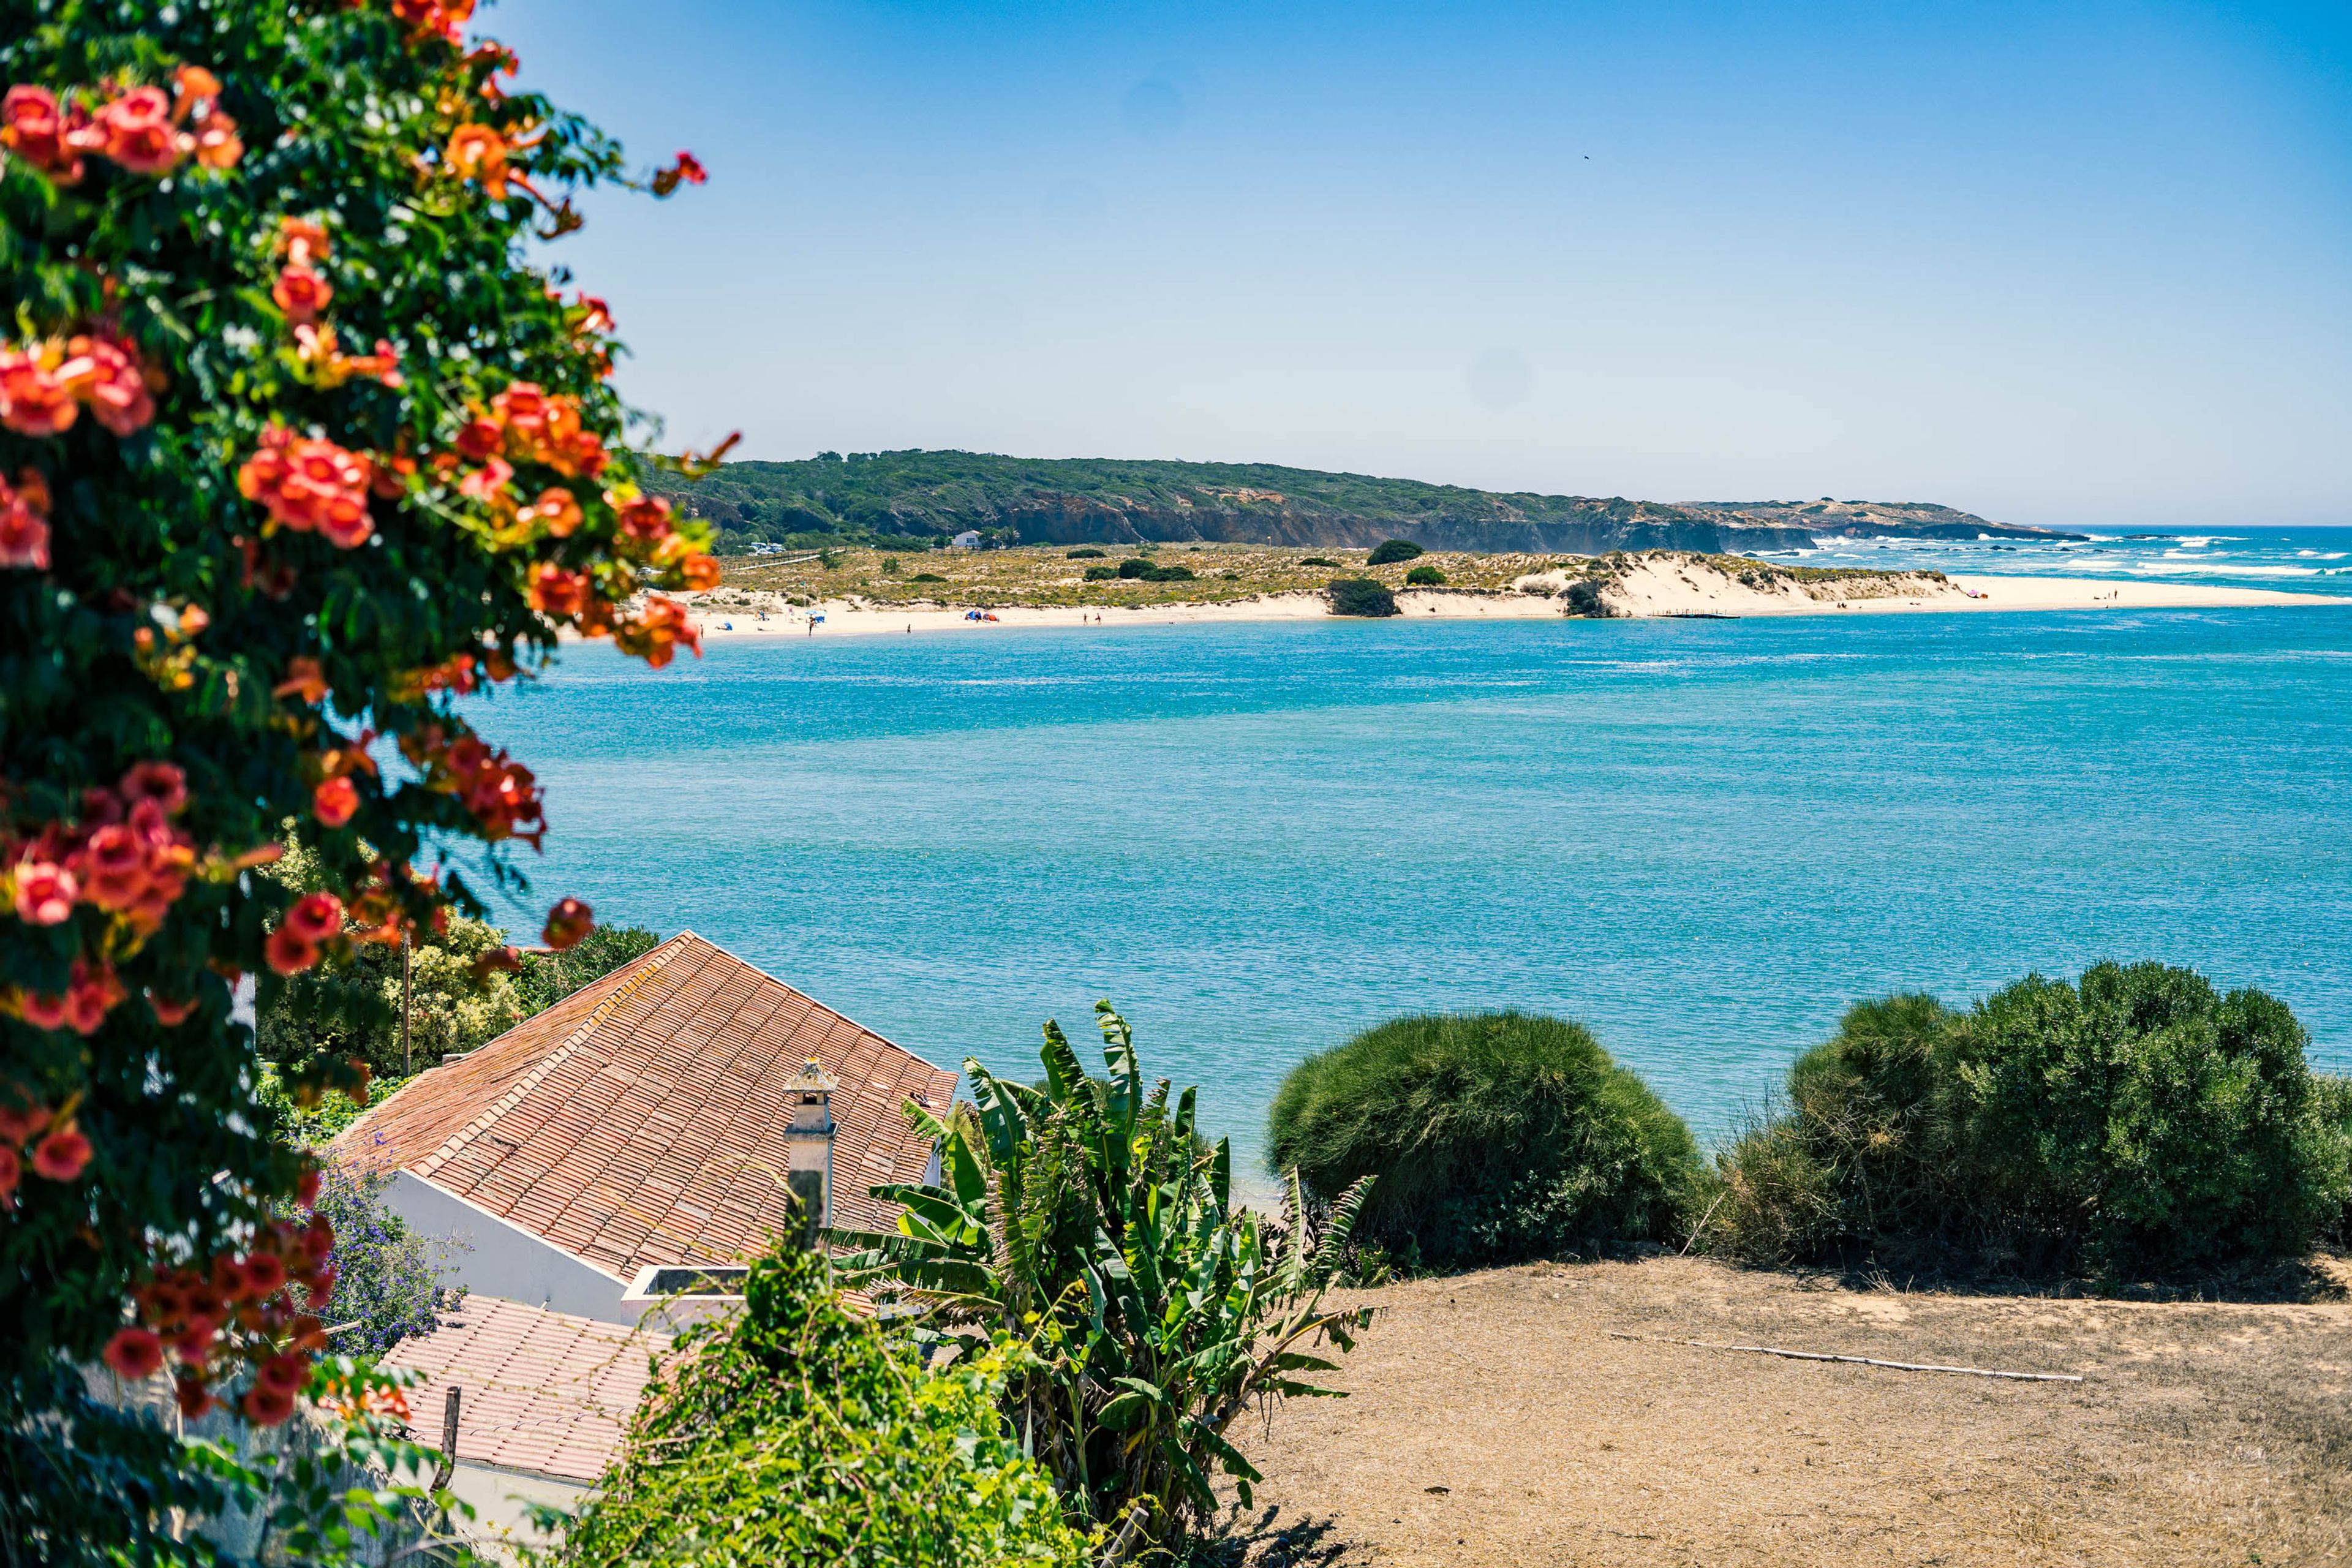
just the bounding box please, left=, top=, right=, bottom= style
left=401, top=932, right=413, bottom=1079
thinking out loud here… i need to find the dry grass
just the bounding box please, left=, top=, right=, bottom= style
left=1223, top=1254, right=2352, bottom=1567
left=715, top=543, right=1577, bottom=610
left=707, top=544, right=1943, bottom=617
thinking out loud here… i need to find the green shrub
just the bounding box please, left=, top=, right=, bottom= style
left=1404, top=564, right=1446, bottom=586
left=1082, top=566, right=1117, bottom=581
left=560, top=1246, right=1089, bottom=1568
left=257, top=913, right=519, bottom=1079
left=1366, top=538, right=1425, bottom=565
left=514, top=924, right=662, bottom=1018
left=2314, top=1075, right=2352, bottom=1245
left=1140, top=564, right=1194, bottom=582
left=1268, top=1012, right=1702, bottom=1268
left=1115, top=557, right=1153, bottom=578
left=1299, top=556, right=1340, bottom=567
left=1711, top=965, right=2352, bottom=1276
left=1565, top=579, right=1608, bottom=616
left=911, top=571, right=949, bottom=582
left=1067, top=546, right=1106, bottom=559
left=1325, top=578, right=1399, bottom=617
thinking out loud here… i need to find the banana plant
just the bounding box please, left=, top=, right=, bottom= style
left=831, top=1002, right=1375, bottom=1555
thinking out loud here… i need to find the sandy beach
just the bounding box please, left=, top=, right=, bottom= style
left=680, top=557, right=2344, bottom=642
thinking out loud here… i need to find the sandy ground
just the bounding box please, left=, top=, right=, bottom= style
left=680, top=562, right=2341, bottom=643
left=1223, top=1256, right=2352, bottom=1568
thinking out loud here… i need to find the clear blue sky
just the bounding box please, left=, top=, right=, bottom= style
left=493, top=0, right=2350, bottom=527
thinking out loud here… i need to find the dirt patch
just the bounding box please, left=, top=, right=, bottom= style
left=1227, top=1255, right=2352, bottom=1566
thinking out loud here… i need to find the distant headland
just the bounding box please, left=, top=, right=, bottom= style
left=646, top=451, right=2088, bottom=557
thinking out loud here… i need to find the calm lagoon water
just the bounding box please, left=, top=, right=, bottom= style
left=475, top=603, right=2352, bottom=1172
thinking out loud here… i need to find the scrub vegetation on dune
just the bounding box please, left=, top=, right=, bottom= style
left=717, top=540, right=1578, bottom=609
left=699, top=541, right=1957, bottom=622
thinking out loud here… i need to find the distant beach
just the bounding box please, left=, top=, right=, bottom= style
left=680, top=564, right=2344, bottom=643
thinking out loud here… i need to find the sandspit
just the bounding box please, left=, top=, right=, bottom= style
left=677, top=554, right=2342, bottom=642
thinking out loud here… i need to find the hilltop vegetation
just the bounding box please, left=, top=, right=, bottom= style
left=649, top=451, right=1819, bottom=556
left=650, top=451, right=2081, bottom=556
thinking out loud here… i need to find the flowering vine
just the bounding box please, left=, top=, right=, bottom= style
left=0, top=0, right=726, bottom=1504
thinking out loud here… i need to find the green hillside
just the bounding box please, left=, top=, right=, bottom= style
left=646, top=450, right=2081, bottom=556
left=644, top=450, right=1819, bottom=557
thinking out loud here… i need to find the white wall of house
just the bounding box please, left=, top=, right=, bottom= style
left=385, top=1172, right=641, bottom=1325
left=445, top=1461, right=592, bottom=1559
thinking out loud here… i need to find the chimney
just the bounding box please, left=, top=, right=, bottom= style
left=784, top=1056, right=836, bottom=1248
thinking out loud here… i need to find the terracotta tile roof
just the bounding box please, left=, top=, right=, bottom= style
left=381, top=1296, right=665, bottom=1484
left=331, top=932, right=956, bottom=1276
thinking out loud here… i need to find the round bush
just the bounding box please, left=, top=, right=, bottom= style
left=1082, top=565, right=1116, bottom=581
left=1115, top=557, right=1153, bottom=578
left=1404, top=564, right=1446, bottom=586
left=1324, top=577, right=1398, bottom=617
left=1713, top=963, right=2352, bottom=1276
left=1067, top=546, right=1106, bottom=559
left=911, top=571, right=949, bottom=582
left=1268, top=1012, right=1702, bottom=1267
left=1299, top=556, right=1340, bottom=567
left=1366, top=538, right=1425, bottom=565
left=1140, top=563, right=1194, bottom=581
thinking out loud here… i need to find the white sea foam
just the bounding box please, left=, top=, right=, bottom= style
left=2124, top=562, right=2320, bottom=579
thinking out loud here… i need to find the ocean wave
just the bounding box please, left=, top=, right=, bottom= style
left=2124, top=562, right=2322, bottom=579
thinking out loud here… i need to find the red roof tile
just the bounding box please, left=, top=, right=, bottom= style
left=331, top=933, right=955, bottom=1276
left=382, top=1296, right=665, bottom=1484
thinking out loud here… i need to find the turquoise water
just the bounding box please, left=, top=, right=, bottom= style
left=475, top=602, right=2352, bottom=1173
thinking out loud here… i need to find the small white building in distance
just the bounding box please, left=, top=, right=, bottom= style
left=951, top=530, right=981, bottom=548
left=332, top=932, right=956, bottom=1551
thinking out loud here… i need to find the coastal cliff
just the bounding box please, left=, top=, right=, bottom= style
left=1679, top=497, right=2086, bottom=541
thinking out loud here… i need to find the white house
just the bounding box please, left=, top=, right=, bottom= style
left=951, top=530, right=981, bottom=548
left=331, top=932, right=956, bottom=1547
